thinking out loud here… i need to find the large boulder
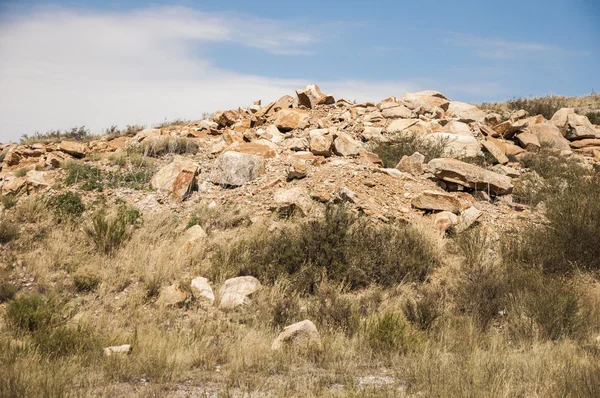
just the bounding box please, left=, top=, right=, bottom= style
left=333, top=132, right=361, bottom=157
left=150, top=156, right=199, bottom=200
left=295, top=84, right=334, bottom=109
left=528, top=123, right=570, bottom=150
left=271, top=187, right=313, bottom=217
left=566, top=114, right=597, bottom=140
left=446, top=101, right=487, bottom=123
left=210, top=151, right=265, bottom=187
left=481, top=140, right=509, bottom=164
left=219, top=276, right=261, bottom=310
left=58, top=141, right=86, bottom=158
left=411, top=190, right=464, bottom=213
left=401, top=91, right=450, bottom=113
left=274, top=109, right=310, bottom=132
left=428, top=158, right=514, bottom=195
left=190, top=276, right=215, bottom=303
left=381, top=103, right=413, bottom=119
left=214, top=109, right=240, bottom=127
left=440, top=121, right=473, bottom=136
left=225, top=142, right=276, bottom=159
left=386, top=119, right=419, bottom=134
left=271, top=320, right=321, bottom=350
left=396, top=152, right=425, bottom=176
left=309, top=129, right=334, bottom=156
left=431, top=133, right=481, bottom=158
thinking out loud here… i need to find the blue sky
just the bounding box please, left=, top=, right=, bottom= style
left=0, top=0, right=598, bottom=141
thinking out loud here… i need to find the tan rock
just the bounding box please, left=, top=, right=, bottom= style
left=274, top=109, right=310, bottom=132
left=104, top=344, right=132, bottom=357
left=528, top=123, right=570, bottom=151
left=295, top=84, right=334, bottom=109
left=272, top=187, right=313, bottom=217
left=184, top=225, right=207, bottom=248
left=360, top=127, right=386, bottom=142
left=219, top=276, right=261, bottom=310
left=433, top=211, right=459, bottom=235
left=309, top=129, right=333, bottom=156
left=515, top=132, right=541, bottom=151
left=550, top=107, right=574, bottom=133
left=411, top=190, right=463, bottom=213
left=287, top=160, right=308, bottom=180
left=386, top=119, right=419, bottom=134
left=2, top=177, right=27, bottom=195
left=569, top=138, right=600, bottom=149
left=428, top=158, right=514, bottom=195
left=360, top=150, right=384, bottom=167
left=481, top=140, right=509, bottom=164
left=454, top=206, right=483, bottom=233
left=157, top=284, right=189, bottom=308
left=381, top=104, right=413, bottom=119
left=150, top=156, right=199, bottom=201
left=396, top=152, right=425, bottom=176
left=225, top=142, right=276, bottom=159
left=271, top=320, right=321, bottom=350
left=446, top=101, right=487, bottom=122
left=58, top=141, right=86, bottom=158
left=431, top=133, right=481, bottom=158
left=493, top=120, right=512, bottom=137
left=26, top=170, right=51, bottom=189
left=440, top=121, right=473, bottom=137
left=210, top=151, right=265, bottom=187
left=333, top=132, right=361, bottom=157
left=190, top=276, right=215, bottom=303
left=565, top=113, right=598, bottom=140
left=214, top=109, right=240, bottom=127
left=401, top=90, right=450, bottom=113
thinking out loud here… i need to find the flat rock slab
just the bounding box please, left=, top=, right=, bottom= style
left=428, top=158, right=513, bottom=196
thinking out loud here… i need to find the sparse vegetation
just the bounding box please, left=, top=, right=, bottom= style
left=369, top=132, right=447, bottom=168
left=131, top=136, right=199, bottom=157
left=47, top=191, right=86, bottom=221
left=187, top=203, right=251, bottom=233
left=0, top=219, right=18, bottom=244
left=0, top=194, right=17, bottom=209
left=20, top=126, right=92, bottom=145
left=63, top=161, right=105, bottom=191
left=85, top=205, right=141, bottom=254
left=212, top=205, right=439, bottom=293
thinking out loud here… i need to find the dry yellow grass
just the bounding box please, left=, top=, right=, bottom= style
left=2, top=196, right=600, bottom=397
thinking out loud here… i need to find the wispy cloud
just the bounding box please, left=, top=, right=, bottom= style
left=0, top=6, right=424, bottom=141
left=445, top=32, right=558, bottom=59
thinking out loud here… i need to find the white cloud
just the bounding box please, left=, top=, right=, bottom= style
left=0, top=6, right=331, bottom=141
left=445, top=32, right=558, bottom=59
left=0, top=6, right=508, bottom=142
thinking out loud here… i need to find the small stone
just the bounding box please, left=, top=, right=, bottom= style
left=411, top=190, right=463, bottom=213
left=454, top=206, right=483, bottom=233
left=190, top=277, right=215, bottom=303
left=104, top=344, right=132, bottom=357
left=396, top=152, right=425, bottom=176
left=271, top=320, right=321, bottom=350
left=287, top=160, right=308, bottom=181
left=339, top=187, right=357, bottom=203
left=219, top=276, right=261, bottom=310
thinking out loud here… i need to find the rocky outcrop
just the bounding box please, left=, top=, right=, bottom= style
left=210, top=151, right=265, bottom=187
left=296, top=84, right=334, bottom=109
left=428, top=158, right=514, bottom=195
left=150, top=156, right=199, bottom=201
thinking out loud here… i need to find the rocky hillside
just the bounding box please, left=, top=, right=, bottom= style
left=1, top=85, right=600, bottom=397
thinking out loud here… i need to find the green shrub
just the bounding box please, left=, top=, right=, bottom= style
left=85, top=206, right=139, bottom=255
left=506, top=96, right=568, bottom=119
left=363, top=312, right=414, bottom=354
left=21, top=126, right=91, bottom=145
left=514, top=149, right=589, bottom=205
left=33, top=324, right=100, bottom=358
left=47, top=191, right=85, bottom=221
left=506, top=174, right=600, bottom=274
left=1, top=194, right=17, bottom=210
left=369, top=132, right=447, bottom=168
left=14, top=167, right=30, bottom=178
left=308, top=285, right=359, bottom=336
left=0, top=280, right=17, bottom=303
left=72, top=267, right=101, bottom=292
left=585, top=111, right=600, bottom=125
left=403, top=289, right=444, bottom=332
left=63, top=161, right=104, bottom=191
left=4, top=293, right=58, bottom=333
left=211, top=206, right=439, bottom=294
left=0, top=219, right=18, bottom=244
